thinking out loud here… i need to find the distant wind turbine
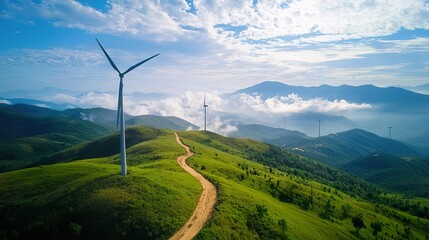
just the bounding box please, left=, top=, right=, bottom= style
left=97, top=39, right=159, bottom=176
left=388, top=126, right=392, bottom=140
left=203, top=93, right=208, bottom=131
left=318, top=115, right=322, bottom=138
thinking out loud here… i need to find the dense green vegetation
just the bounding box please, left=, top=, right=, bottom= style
left=179, top=131, right=429, bottom=240
left=342, top=152, right=429, bottom=198
left=0, top=106, right=110, bottom=172
left=0, top=127, right=201, bottom=239
left=1, top=126, right=429, bottom=239
left=126, top=115, right=197, bottom=131
left=268, top=128, right=419, bottom=166
left=0, top=104, right=197, bottom=172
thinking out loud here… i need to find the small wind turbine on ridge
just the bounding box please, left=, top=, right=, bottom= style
left=97, top=39, right=159, bottom=176
left=203, top=93, right=208, bottom=131
left=388, top=126, right=392, bottom=140
left=318, top=115, right=323, bottom=137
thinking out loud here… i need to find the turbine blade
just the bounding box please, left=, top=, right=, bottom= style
left=96, top=39, right=121, bottom=75
left=123, top=53, right=160, bottom=76
left=204, top=93, right=206, bottom=106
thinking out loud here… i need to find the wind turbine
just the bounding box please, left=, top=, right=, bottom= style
left=203, top=93, right=208, bottom=131
left=97, top=39, right=159, bottom=176
left=318, top=115, right=322, bottom=137
left=388, top=126, right=392, bottom=140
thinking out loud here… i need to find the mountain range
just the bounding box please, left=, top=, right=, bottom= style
left=235, top=81, right=429, bottom=113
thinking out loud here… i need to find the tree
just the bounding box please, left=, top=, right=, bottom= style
left=352, top=214, right=366, bottom=234
left=247, top=204, right=284, bottom=240
left=278, top=219, right=288, bottom=240
left=370, top=221, right=383, bottom=239
left=320, top=199, right=335, bottom=220
left=340, top=204, right=351, bottom=220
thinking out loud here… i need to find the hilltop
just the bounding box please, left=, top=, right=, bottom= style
left=0, top=104, right=197, bottom=172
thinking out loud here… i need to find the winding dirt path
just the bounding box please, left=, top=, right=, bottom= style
left=169, top=133, right=217, bottom=240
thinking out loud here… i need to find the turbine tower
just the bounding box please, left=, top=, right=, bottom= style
left=318, top=116, right=322, bottom=138
left=388, top=126, right=392, bottom=140
left=97, top=39, right=159, bottom=176
left=203, top=93, right=208, bottom=131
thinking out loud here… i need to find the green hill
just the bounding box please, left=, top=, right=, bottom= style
left=342, top=152, right=429, bottom=197
left=64, top=108, right=197, bottom=131
left=0, top=104, right=198, bottom=172
left=270, top=128, right=419, bottom=166
left=0, top=128, right=201, bottom=239
left=1, top=127, right=428, bottom=239
left=35, top=127, right=167, bottom=166
left=63, top=107, right=133, bottom=126
left=0, top=106, right=110, bottom=172
left=0, top=103, right=67, bottom=119
left=230, top=124, right=309, bottom=142
left=126, top=115, right=198, bottom=131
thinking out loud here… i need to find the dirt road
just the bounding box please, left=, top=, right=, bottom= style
left=169, top=133, right=217, bottom=240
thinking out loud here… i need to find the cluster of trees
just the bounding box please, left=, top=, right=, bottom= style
left=244, top=144, right=429, bottom=221
left=246, top=204, right=288, bottom=240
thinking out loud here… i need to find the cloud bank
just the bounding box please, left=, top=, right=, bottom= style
left=43, top=90, right=371, bottom=135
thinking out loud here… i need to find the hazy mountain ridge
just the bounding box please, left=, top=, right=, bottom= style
left=236, top=81, right=429, bottom=108
left=231, top=124, right=420, bottom=166
left=273, top=128, right=419, bottom=166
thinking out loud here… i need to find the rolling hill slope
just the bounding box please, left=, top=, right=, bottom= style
left=1, top=127, right=428, bottom=239
left=0, top=105, right=110, bottom=172
left=342, top=152, right=429, bottom=197
left=0, top=104, right=199, bottom=172
left=269, top=128, right=419, bottom=166
left=0, top=128, right=201, bottom=239
left=126, top=115, right=198, bottom=130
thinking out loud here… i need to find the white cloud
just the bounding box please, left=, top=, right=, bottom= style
left=43, top=90, right=370, bottom=136
left=2, top=1, right=429, bottom=91
left=0, top=99, right=11, bottom=104
left=49, top=92, right=117, bottom=109
left=231, top=93, right=371, bottom=115
left=6, top=0, right=429, bottom=43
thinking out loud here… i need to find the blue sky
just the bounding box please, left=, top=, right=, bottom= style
left=1, top=0, right=429, bottom=93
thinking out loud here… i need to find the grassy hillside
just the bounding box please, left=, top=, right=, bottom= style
left=342, top=152, right=429, bottom=198
left=1, top=127, right=428, bottom=239
left=230, top=124, right=309, bottom=142
left=126, top=115, right=198, bottom=131
left=0, top=128, right=201, bottom=239
left=0, top=107, right=110, bottom=172
left=177, top=131, right=429, bottom=239
left=35, top=127, right=167, bottom=166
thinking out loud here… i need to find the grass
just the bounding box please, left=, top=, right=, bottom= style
left=179, top=131, right=429, bottom=240
left=0, top=128, right=201, bottom=240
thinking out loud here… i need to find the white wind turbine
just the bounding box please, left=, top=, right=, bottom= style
left=203, top=93, right=208, bottom=131
left=97, top=39, right=159, bottom=176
